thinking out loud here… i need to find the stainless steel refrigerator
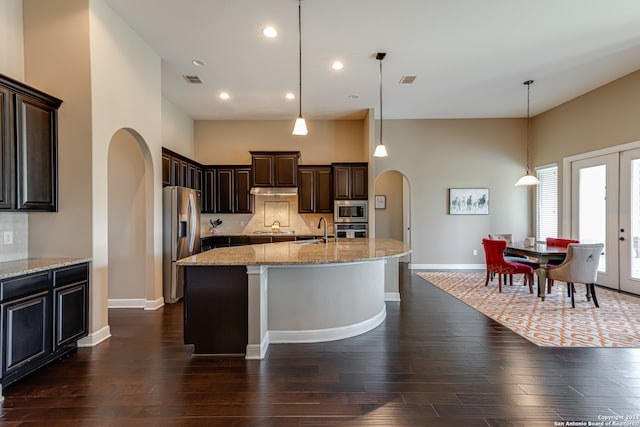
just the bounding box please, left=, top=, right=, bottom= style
left=163, top=186, right=201, bottom=303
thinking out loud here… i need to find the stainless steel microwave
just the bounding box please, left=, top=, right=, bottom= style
left=334, top=200, right=368, bottom=223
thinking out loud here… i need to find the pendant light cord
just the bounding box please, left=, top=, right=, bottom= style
left=298, top=0, right=302, bottom=117
left=379, top=58, right=383, bottom=144
left=524, top=80, right=533, bottom=173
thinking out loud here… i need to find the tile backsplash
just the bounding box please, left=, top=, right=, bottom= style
left=0, top=213, right=28, bottom=262
left=201, top=195, right=334, bottom=236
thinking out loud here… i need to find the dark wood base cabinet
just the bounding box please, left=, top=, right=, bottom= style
left=183, top=266, right=248, bottom=355
left=1, top=262, right=89, bottom=395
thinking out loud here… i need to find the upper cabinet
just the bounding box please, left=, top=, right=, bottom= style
left=161, top=148, right=202, bottom=191
left=202, top=166, right=252, bottom=214
left=298, top=166, right=333, bottom=213
left=0, top=74, right=62, bottom=212
left=250, top=151, right=300, bottom=188
left=332, top=163, right=368, bottom=200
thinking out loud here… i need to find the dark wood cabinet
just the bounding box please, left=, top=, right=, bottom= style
left=250, top=151, right=300, bottom=188
left=202, top=168, right=217, bottom=213
left=298, top=166, right=333, bottom=213
left=0, top=74, right=62, bottom=212
left=216, top=168, right=234, bottom=213
left=235, top=167, right=252, bottom=213
left=203, top=166, right=252, bottom=214
left=332, top=163, right=368, bottom=200
left=1, top=272, right=52, bottom=381
left=161, top=152, right=171, bottom=186
left=0, top=85, right=11, bottom=209
left=53, top=264, right=89, bottom=349
left=162, top=148, right=202, bottom=191
left=0, top=261, right=88, bottom=390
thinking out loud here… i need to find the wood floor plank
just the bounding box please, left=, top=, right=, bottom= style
left=1, top=265, right=640, bottom=426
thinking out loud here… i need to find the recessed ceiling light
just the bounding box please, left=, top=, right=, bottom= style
left=192, top=59, right=205, bottom=67
left=219, top=92, right=230, bottom=100
left=262, top=26, right=278, bottom=38
left=331, top=61, right=344, bottom=71
left=285, top=92, right=295, bottom=100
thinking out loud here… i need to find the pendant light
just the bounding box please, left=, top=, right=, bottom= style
left=292, top=0, right=308, bottom=135
left=515, top=79, right=540, bottom=186
left=374, top=52, right=388, bottom=157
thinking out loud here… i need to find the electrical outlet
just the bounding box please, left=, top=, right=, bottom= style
left=3, top=231, right=13, bottom=245
left=472, top=249, right=477, bottom=256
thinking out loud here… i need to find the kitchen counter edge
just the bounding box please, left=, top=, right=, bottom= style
left=179, top=238, right=411, bottom=266
left=0, top=258, right=92, bottom=280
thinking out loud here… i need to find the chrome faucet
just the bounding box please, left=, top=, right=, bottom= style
left=318, top=216, right=328, bottom=243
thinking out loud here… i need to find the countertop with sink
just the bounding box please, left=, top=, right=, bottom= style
left=179, top=237, right=411, bottom=266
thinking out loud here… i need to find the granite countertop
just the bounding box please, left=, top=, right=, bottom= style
left=201, top=232, right=322, bottom=238
left=178, top=238, right=411, bottom=266
left=0, top=258, right=92, bottom=280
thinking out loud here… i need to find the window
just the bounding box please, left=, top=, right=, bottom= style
left=536, top=164, right=558, bottom=241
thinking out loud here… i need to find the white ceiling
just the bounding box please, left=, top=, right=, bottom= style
left=103, top=0, right=640, bottom=121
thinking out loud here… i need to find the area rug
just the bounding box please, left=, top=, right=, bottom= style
left=416, top=271, right=640, bottom=347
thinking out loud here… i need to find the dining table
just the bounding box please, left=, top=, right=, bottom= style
left=505, top=241, right=567, bottom=301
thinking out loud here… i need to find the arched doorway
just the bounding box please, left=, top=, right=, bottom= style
left=107, top=128, right=155, bottom=308
left=375, top=170, right=411, bottom=263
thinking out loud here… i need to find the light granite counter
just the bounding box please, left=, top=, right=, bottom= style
left=178, top=238, right=411, bottom=359
left=0, top=258, right=92, bottom=280
left=179, top=237, right=411, bottom=266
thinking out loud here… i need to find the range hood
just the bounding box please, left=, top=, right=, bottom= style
left=250, top=187, right=298, bottom=196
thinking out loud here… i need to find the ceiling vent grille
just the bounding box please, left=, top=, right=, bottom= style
left=183, top=75, right=203, bottom=84
left=399, top=75, right=416, bottom=84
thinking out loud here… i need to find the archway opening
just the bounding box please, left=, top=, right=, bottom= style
left=375, top=170, right=411, bottom=263
left=107, top=129, right=150, bottom=306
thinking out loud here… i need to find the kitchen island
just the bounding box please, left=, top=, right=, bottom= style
left=177, top=238, right=411, bottom=359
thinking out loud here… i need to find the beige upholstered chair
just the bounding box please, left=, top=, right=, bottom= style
left=543, top=243, right=604, bottom=308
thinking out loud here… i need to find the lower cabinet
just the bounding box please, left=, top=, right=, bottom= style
left=54, top=264, right=89, bottom=348
left=1, top=262, right=89, bottom=390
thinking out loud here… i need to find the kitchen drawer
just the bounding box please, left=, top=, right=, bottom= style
left=53, top=263, right=88, bottom=287
left=0, top=272, right=51, bottom=302
left=230, top=236, right=250, bottom=246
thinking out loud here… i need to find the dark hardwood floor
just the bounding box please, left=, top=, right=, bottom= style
left=2, top=265, right=640, bottom=426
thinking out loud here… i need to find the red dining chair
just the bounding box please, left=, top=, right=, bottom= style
left=545, top=237, right=579, bottom=292
left=482, top=238, right=534, bottom=293
left=546, top=237, right=579, bottom=248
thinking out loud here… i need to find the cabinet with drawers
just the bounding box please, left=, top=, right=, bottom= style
left=0, top=261, right=89, bottom=392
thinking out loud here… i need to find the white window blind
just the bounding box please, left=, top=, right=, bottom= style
left=536, top=165, right=558, bottom=241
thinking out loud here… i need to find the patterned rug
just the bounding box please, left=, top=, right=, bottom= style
left=416, top=271, right=640, bottom=347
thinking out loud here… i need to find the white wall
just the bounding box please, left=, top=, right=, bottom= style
left=108, top=129, right=146, bottom=301
left=0, top=0, right=27, bottom=262
left=162, top=96, right=195, bottom=158
left=374, top=119, right=531, bottom=268
left=0, top=0, right=24, bottom=80
left=89, top=0, right=165, bottom=321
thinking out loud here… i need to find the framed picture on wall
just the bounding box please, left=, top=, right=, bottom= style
left=449, top=188, right=489, bottom=215
left=375, top=195, right=386, bottom=209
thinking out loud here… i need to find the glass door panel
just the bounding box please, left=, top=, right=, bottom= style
left=619, top=149, right=640, bottom=294
left=571, top=153, right=618, bottom=289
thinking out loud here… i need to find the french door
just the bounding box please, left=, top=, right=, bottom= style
left=570, top=149, right=640, bottom=294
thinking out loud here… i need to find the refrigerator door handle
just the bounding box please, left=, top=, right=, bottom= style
left=187, top=193, right=197, bottom=253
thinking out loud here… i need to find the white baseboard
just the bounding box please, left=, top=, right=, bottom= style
left=108, top=298, right=165, bottom=309
left=108, top=298, right=146, bottom=308
left=145, top=298, right=164, bottom=311
left=385, top=292, right=401, bottom=301
left=78, top=325, right=111, bottom=347
left=409, top=263, right=485, bottom=270
left=245, top=332, right=270, bottom=360
left=269, top=306, right=386, bottom=344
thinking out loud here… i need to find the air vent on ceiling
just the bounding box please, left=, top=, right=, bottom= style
left=399, top=75, right=416, bottom=84
left=183, top=75, right=203, bottom=84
